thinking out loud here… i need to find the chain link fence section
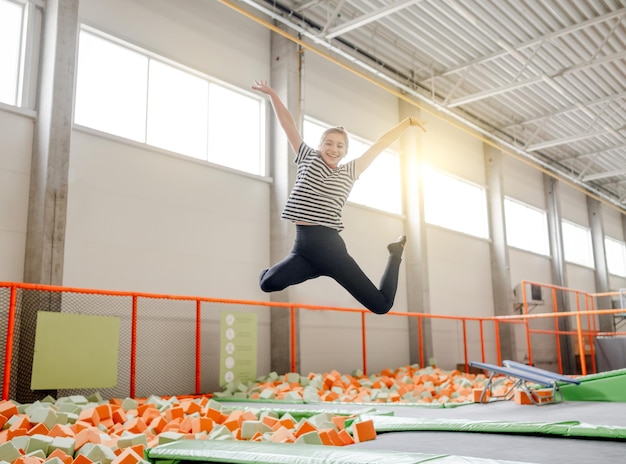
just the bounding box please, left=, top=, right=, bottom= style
left=1, top=283, right=271, bottom=402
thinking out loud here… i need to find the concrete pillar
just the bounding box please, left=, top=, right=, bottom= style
left=587, top=197, right=615, bottom=332
left=268, top=29, right=301, bottom=375
left=485, top=147, right=515, bottom=361
left=544, top=175, right=575, bottom=373
left=17, top=0, right=79, bottom=403
left=24, top=0, right=78, bottom=285
left=398, top=100, right=433, bottom=367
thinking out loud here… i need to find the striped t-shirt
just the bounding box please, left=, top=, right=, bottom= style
left=281, top=142, right=357, bottom=231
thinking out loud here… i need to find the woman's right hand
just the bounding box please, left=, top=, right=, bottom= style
left=252, top=80, right=273, bottom=95
left=409, top=116, right=427, bottom=132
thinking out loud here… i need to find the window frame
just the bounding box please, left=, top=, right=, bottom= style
left=422, top=166, right=490, bottom=239
left=74, top=25, right=267, bottom=177
left=605, top=235, right=626, bottom=278
left=0, top=0, right=41, bottom=111
left=503, top=197, right=550, bottom=256
left=561, top=219, right=595, bottom=268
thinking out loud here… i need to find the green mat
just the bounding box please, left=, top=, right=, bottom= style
left=214, top=396, right=472, bottom=408
left=205, top=405, right=393, bottom=420
left=559, top=368, right=626, bottom=402
left=206, top=406, right=626, bottom=440
left=364, top=414, right=626, bottom=440
left=146, top=439, right=535, bottom=464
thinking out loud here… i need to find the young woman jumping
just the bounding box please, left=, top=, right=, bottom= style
left=252, top=79, right=425, bottom=315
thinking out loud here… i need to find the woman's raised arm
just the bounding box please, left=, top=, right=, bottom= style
left=252, top=80, right=303, bottom=153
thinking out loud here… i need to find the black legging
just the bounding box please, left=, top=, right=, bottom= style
left=259, top=225, right=402, bottom=314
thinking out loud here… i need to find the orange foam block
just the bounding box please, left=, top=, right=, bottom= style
left=294, top=420, right=317, bottom=438
left=162, top=418, right=181, bottom=432
left=74, top=427, right=101, bottom=450
left=47, top=449, right=73, bottom=464
left=0, top=401, right=18, bottom=419
left=148, top=417, right=168, bottom=434
left=111, top=448, right=143, bottom=464
left=191, top=417, right=214, bottom=434
left=26, top=423, right=50, bottom=436
left=13, top=456, right=43, bottom=464
left=95, top=404, right=112, bottom=421
left=48, top=423, right=75, bottom=438
left=320, top=428, right=344, bottom=446
left=112, top=409, right=128, bottom=425
left=9, top=415, right=31, bottom=431
left=139, top=407, right=160, bottom=423
left=331, top=416, right=347, bottom=430
left=135, top=404, right=153, bottom=417
left=7, top=428, right=27, bottom=439
left=71, top=454, right=94, bottom=464
left=473, top=388, right=490, bottom=403
left=274, top=417, right=295, bottom=430
left=269, top=426, right=295, bottom=443
left=352, top=419, right=376, bottom=443
left=337, top=428, right=355, bottom=445
left=128, top=444, right=145, bottom=458
left=514, top=389, right=553, bottom=405
left=164, top=406, right=184, bottom=422
left=180, top=400, right=202, bottom=415
left=78, top=408, right=101, bottom=426
left=260, top=416, right=279, bottom=429
left=204, top=408, right=224, bottom=424
left=124, top=418, right=147, bottom=434
left=177, top=416, right=194, bottom=434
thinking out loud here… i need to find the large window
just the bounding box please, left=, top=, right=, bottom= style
left=0, top=0, right=24, bottom=106
left=303, top=118, right=402, bottom=214
left=605, top=236, right=626, bottom=277
left=561, top=220, right=594, bottom=268
left=423, top=166, right=489, bottom=239
left=74, top=28, right=265, bottom=176
left=75, top=32, right=148, bottom=142
left=504, top=197, right=549, bottom=255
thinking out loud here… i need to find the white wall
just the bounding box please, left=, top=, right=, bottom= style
left=604, top=204, right=626, bottom=291
left=304, top=53, right=400, bottom=140
left=422, top=115, right=486, bottom=184
left=78, top=0, right=267, bottom=90
left=418, top=112, right=495, bottom=369
left=0, top=110, right=33, bottom=282
left=560, top=182, right=589, bottom=226
left=65, top=131, right=270, bottom=299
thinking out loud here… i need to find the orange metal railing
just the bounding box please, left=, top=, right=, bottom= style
left=1, top=281, right=625, bottom=400
left=515, top=280, right=626, bottom=376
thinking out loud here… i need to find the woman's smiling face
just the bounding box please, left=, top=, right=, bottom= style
left=319, top=130, right=348, bottom=168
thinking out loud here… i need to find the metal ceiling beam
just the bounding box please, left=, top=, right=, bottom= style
left=561, top=144, right=626, bottom=163
left=325, top=0, right=419, bottom=39
left=448, top=49, right=626, bottom=108
left=527, top=130, right=609, bottom=151
left=320, top=0, right=346, bottom=35
left=504, top=91, right=626, bottom=129
left=583, top=168, right=626, bottom=182
left=429, top=10, right=626, bottom=80
left=553, top=49, right=626, bottom=77
left=295, top=1, right=324, bottom=14
left=448, top=76, right=543, bottom=107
